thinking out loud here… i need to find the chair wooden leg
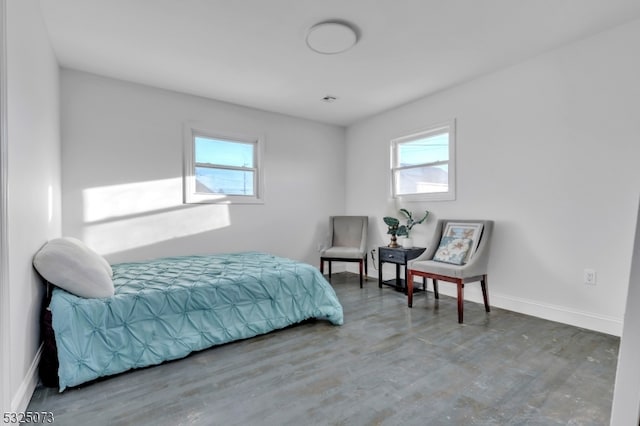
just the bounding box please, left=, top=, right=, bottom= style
left=405, top=274, right=487, bottom=323
left=481, top=274, right=490, bottom=312
left=359, top=260, right=363, bottom=288
left=407, top=271, right=414, bottom=307
left=328, top=261, right=332, bottom=280
left=457, top=281, right=464, bottom=323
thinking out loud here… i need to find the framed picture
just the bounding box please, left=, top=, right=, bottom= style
left=442, top=222, right=484, bottom=260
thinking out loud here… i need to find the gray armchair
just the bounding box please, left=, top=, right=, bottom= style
left=320, top=216, right=368, bottom=287
left=407, top=219, right=494, bottom=323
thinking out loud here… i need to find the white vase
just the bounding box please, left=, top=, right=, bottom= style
left=402, top=237, right=413, bottom=248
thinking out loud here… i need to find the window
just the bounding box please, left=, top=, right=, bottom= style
left=390, top=120, right=455, bottom=201
left=183, top=124, right=264, bottom=204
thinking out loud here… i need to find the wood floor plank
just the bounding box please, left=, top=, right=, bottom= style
left=26, top=272, right=619, bottom=425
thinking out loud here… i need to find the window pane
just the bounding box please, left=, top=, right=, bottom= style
left=397, top=133, right=448, bottom=166
left=195, top=136, right=254, bottom=168
left=196, top=167, right=255, bottom=196
left=395, top=164, right=449, bottom=195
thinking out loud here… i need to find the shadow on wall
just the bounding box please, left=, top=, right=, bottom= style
left=81, top=177, right=230, bottom=256
left=371, top=215, right=392, bottom=249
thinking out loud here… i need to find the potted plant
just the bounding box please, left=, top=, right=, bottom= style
left=396, top=209, right=429, bottom=248
left=383, top=216, right=401, bottom=248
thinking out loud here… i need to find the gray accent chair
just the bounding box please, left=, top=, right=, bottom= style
left=320, top=216, right=368, bottom=288
left=407, top=219, right=494, bottom=323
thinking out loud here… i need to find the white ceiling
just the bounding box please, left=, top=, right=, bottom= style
left=39, top=0, right=640, bottom=126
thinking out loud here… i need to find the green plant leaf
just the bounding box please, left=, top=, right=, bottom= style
left=399, top=208, right=412, bottom=219
left=383, top=217, right=399, bottom=227
left=414, top=210, right=430, bottom=225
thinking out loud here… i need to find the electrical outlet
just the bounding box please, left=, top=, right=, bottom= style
left=584, top=269, right=596, bottom=285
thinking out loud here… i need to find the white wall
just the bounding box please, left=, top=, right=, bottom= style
left=611, top=196, right=640, bottom=425
left=345, top=19, right=640, bottom=335
left=61, top=70, right=345, bottom=265
left=5, top=0, right=61, bottom=412
left=0, top=0, right=8, bottom=414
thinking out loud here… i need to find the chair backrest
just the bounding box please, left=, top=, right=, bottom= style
left=424, top=219, right=494, bottom=267
left=330, top=216, right=368, bottom=249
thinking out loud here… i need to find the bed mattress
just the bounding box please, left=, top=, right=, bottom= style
left=49, top=252, right=343, bottom=391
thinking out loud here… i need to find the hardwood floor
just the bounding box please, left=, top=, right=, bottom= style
left=27, top=273, right=619, bottom=425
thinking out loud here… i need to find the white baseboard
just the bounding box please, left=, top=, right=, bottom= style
left=491, top=292, right=623, bottom=337
left=10, top=344, right=41, bottom=413
left=419, top=284, right=623, bottom=337
left=365, top=267, right=623, bottom=336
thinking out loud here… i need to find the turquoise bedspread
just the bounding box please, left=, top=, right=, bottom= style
left=50, top=252, right=343, bottom=391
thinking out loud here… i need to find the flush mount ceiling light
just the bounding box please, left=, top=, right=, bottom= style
left=306, top=21, right=358, bottom=55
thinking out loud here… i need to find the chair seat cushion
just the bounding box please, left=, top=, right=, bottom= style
left=409, top=260, right=465, bottom=279
left=321, top=247, right=364, bottom=259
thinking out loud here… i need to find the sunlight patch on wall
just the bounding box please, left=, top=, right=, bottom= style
left=82, top=178, right=230, bottom=254
left=84, top=178, right=184, bottom=222
left=84, top=205, right=230, bottom=255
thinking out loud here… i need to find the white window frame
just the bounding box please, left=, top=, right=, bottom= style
left=183, top=123, right=265, bottom=204
left=390, top=119, right=456, bottom=202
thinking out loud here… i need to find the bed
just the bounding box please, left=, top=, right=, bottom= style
left=34, top=245, right=344, bottom=392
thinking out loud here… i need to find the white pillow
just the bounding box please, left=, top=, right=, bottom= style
left=64, top=237, right=113, bottom=277
left=33, top=237, right=115, bottom=298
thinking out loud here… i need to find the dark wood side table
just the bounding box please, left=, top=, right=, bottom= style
left=378, top=246, right=426, bottom=292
